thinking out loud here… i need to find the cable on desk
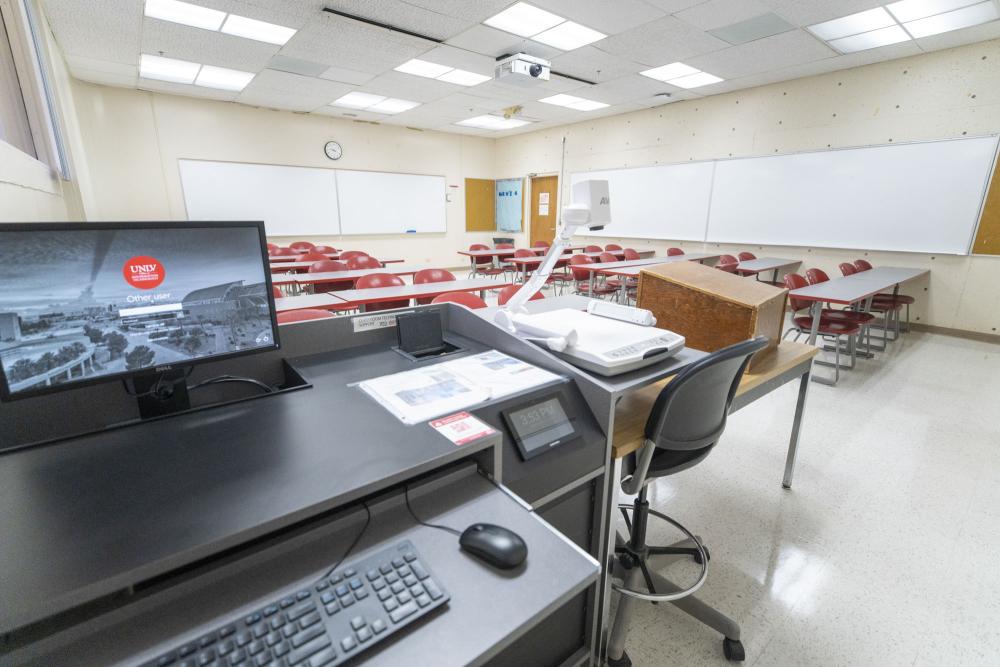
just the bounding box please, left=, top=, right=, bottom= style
left=404, top=485, right=461, bottom=537
left=316, top=501, right=371, bottom=583
left=187, top=375, right=274, bottom=394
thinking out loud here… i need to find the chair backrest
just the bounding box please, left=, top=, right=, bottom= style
left=597, top=252, right=618, bottom=263
left=532, top=240, right=550, bottom=248
left=605, top=243, right=622, bottom=251
left=717, top=254, right=739, bottom=273
left=667, top=247, right=684, bottom=256
left=569, top=254, right=594, bottom=280
left=277, top=309, right=333, bottom=324
left=356, top=273, right=404, bottom=290
left=623, top=248, right=641, bottom=260
left=269, top=247, right=296, bottom=256
left=513, top=248, right=535, bottom=258
left=642, top=337, right=768, bottom=465
left=805, top=268, right=829, bottom=285
left=266, top=243, right=278, bottom=252
left=309, top=260, right=348, bottom=273
left=493, top=237, right=515, bottom=246
left=338, top=250, right=369, bottom=261
left=839, top=262, right=858, bottom=276
left=430, top=292, right=487, bottom=309
left=289, top=241, right=315, bottom=252
left=783, top=273, right=811, bottom=312
left=313, top=244, right=337, bottom=253
left=585, top=245, right=603, bottom=253
left=737, top=251, right=756, bottom=261
left=469, top=243, right=493, bottom=266
left=414, top=268, right=456, bottom=284
left=495, top=243, right=514, bottom=249
left=299, top=251, right=330, bottom=262
left=719, top=254, right=738, bottom=265
left=497, top=284, right=544, bottom=305
left=271, top=286, right=282, bottom=299
left=347, top=255, right=383, bottom=270
left=854, top=259, right=873, bottom=271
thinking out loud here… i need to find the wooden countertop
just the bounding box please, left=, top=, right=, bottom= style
left=612, top=341, right=818, bottom=459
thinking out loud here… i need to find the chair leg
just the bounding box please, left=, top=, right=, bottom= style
left=647, top=569, right=742, bottom=642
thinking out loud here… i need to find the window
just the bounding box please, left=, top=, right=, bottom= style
left=0, top=5, right=36, bottom=157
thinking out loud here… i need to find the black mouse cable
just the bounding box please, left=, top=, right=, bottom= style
left=404, top=485, right=461, bottom=537
left=314, top=500, right=372, bottom=584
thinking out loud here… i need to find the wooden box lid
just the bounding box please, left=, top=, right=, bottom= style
left=640, top=261, right=785, bottom=306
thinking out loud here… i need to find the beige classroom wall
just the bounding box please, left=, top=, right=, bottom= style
left=67, top=82, right=519, bottom=269
left=496, top=39, right=1000, bottom=335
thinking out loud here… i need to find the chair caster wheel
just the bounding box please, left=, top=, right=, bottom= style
left=607, top=651, right=632, bottom=667
left=723, top=638, right=745, bottom=662
left=694, top=545, right=711, bottom=564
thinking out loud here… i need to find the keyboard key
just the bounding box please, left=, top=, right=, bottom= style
left=180, top=660, right=196, bottom=667
left=287, top=633, right=331, bottom=665
left=348, top=578, right=363, bottom=590
left=356, top=627, right=372, bottom=643
left=263, top=605, right=279, bottom=617
left=328, top=575, right=342, bottom=585
left=324, top=603, right=339, bottom=615
left=390, top=582, right=405, bottom=594
left=198, top=650, right=215, bottom=665
left=378, top=564, right=392, bottom=575
left=219, top=641, right=235, bottom=656
left=350, top=616, right=365, bottom=631
left=280, top=598, right=294, bottom=609
left=229, top=648, right=247, bottom=665
left=416, top=593, right=432, bottom=608
left=403, top=575, right=418, bottom=587
left=273, top=642, right=289, bottom=658
left=384, top=572, right=399, bottom=584
left=281, top=625, right=297, bottom=639
left=371, top=579, right=386, bottom=591
left=340, top=637, right=357, bottom=652
left=343, top=568, right=356, bottom=577
left=244, top=613, right=262, bottom=626
left=423, top=580, right=444, bottom=600
left=269, top=617, right=284, bottom=630
left=340, top=596, right=355, bottom=608
left=403, top=552, right=417, bottom=562
left=236, top=632, right=252, bottom=647
left=397, top=565, right=412, bottom=578
left=299, top=611, right=321, bottom=630
left=315, top=581, right=328, bottom=592
left=389, top=601, right=418, bottom=624
left=366, top=569, right=380, bottom=581
left=179, top=644, right=198, bottom=657
left=355, top=589, right=369, bottom=600
left=391, top=558, right=405, bottom=569
left=157, top=655, right=176, bottom=666
left=320, top=592, right=336, bottom=605
left=372, top=619, right=387, bottom=634
left=334, top=585, right=350, bottom=597
left=248, top=640, right=265, bottom=656
left=253, top=651, right=272, bottom=666
left=220, top=625, right=237, bottom=638
left=265, top=632, right=281, bottom=647
left=397, top=592, right=412, bottom=604
left=199, top=634, right=216, bottom=648
left=409, top=585, right=423, bottom=598
left=287, top=603, right=316, bottom=622
left=291, top=625, right=325, bottom=649
left=410, top=562, right=429, bottom=580
left=307, top=646, right=337, bottom=667
left=377, top=588, right=392, bottom=602
left=383, top=598, right=398, bottom=612
left=253, top=624, right=268, bottom=638
left=296, top=591, right=311, bottom=601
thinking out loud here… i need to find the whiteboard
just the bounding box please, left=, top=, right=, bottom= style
left=706, top=136, right=999, bottom=254
left=336, top=170, right=446, bottom=235
left=179, top=159, right=339, bottom=236
left=570, top=162, right=714, bottom=241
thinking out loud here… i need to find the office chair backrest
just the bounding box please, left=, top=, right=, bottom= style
left=569, top=254, right=594, bottom=281
left=623, top=248, right=640, bottom=260
left=270, top=247, right=296, bottom=256
left=598, top=252, right=618, bottom=263
left=805, top=268, right=829, bottom=285
left=414, top=268, right=455, bottom=284
left=513, top=248, right=535, bottom=258
left=667, top=247, right=684, bottom=256
left=309, top=260, right=348, bottom=273
left=347, top=255, right=383, bottom=270
left=738, top=251, right=755, bottom=261
left=585, top=245, right=603, bottom=253
left=839, top=262, right=858, bottom=277
left=299, top=251, right=330, bottom=262
left=783, top=273, right=811, bottom=312
left=854, top=259, right=873, bottom=271
left=338, top=251, right=368, bottom=261
left=718, top=254, right=738, bottom=265
left=431, top=292, right=487, bottom=309
left=271, top=286, right=282, bottom=299
left=497, top=284, right=544, bottom=305
left=289, top=241, right=315, bottom=252
left=277, top=309, right=334, bottom=324
left=313, top=244, right=337, bottom=253
left=605, top=244, right=623, bottom=251
left=644, top=337, right=768, bottom=456
left=469, top=243, right=493, bottom=266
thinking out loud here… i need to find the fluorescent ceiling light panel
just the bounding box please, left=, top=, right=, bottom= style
left=221, top=14, right=297, bottom=45
left=568, top=99, right=610, bottom=111
left=394, top=58, right=453, bottom=78
left=532, top=21, right=606, bottom=50
left=436, top=69, right=492, bottom=86
left=902, top=1, right=1000, bottom=37
left=538, top=94, right=609, bottom=110
left=195, top=65, right=255, bottom=91
left=368, top=98, right=421, bottom=114
left=808, top=8, right=896, bottom=40
left=827, top=24, right=911, bottom=52
left=331, top=92, right=387, bottom=109
left=144, top=0, right=225, bottom=31
left=669, top=71, right=724, bottom=89
left=456, top=115, right=531, bottom=130
left=640, top=62, right=699, bottom=82
left=139, top=54, right=200, bottom=84
left=483, top=2, right=564, bottom=38
left=887, top=0, right=981, bottom=22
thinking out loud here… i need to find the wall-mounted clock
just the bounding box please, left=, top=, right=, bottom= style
left=324, top=141, right=343, bottom=160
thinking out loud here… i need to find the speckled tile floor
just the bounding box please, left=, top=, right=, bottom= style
left=613, top=330, right=1000, bottom=667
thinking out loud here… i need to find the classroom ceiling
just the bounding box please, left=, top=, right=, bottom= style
left=44, top=0, right=1000, bottom=137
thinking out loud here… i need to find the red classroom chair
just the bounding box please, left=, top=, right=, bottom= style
left=298, top=251, right=330, bottom=262
left=569, top=255, right=617, bottom=300
left=271, top=286, right=282, bottom=299
left=495, top=243, right=514, bottom=249
left=717, top=255, right=739, bottom=273
left=413, top=268, right=456, bottom=304
left=431, top=292, right=487, bottom=309
left=468, top=243, right=506, bottom=279
left=853, top=260, right=912, bottom=337
left=308, top=260, right=351, bottom=293
left=266, top=243, right=278, bottom=252
left=622, top=248, right=641, bottom=260
left=347, top=255, right=384, bottom=270
left=355, top=273, right=407, bottom=312
left=313, top=244, right=337, bottom=253
left=277, top=309, right=334, bottom=324
left=667, top=247, right=685, bottom=256
left=497, top=284, right=544, bottom=306
left=532, top=240, right=550, bottom=249
left=605, top=244, right=623, bottom=251
left=585, top=245, right=603, bottom=253
left=339, top=251, right=369, bottom=262
left=289, top=241, right=315, bottom=252
left=738, top=251, right=756, bottom=261
left=269, top=247, right=297, bottom=257
left=783, top=273, right=860, bottom=384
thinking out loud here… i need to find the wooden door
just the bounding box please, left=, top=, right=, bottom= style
left=464, top=178, right=496, bottom=231
left=530, top=175, right=558, bottom=246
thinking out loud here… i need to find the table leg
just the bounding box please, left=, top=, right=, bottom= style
left=589, top=270, right=596, bottom=297
left=806, top=301, right=822, bottom=345
left=783, top=365, right=812, bottom=489
left=772, top=268, right=780, bottom=284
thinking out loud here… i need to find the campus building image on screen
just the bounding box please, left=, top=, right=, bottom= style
left=0, top=225, right=276, bottom=398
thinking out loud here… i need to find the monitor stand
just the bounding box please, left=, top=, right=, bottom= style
left=132, top=368, right=192, bottom=420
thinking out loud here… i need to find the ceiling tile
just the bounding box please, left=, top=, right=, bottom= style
left=141, top=17, right=279, bottom=72
left=758, top=0, right=886, bottom=27
left=417, top=44, right=496, bottom=75
left=444, top=25, right=562, bottom=59
left=303, top=0, right=474, bottom=41
left=548, top=46, right=644, bottom=83
left=642, top=0, right=714, bottom=12
left=139, top=79, right=240, bottom=102
left=319, top=65, right=376, bottom=86
left=358, top=70, right=462, bottom=102
left=583, top=73, right=679, bottom=104
left=675, top=0, right=773, bottom=31
left=687, top=29, right=835, bottom=79
left=66, top=54, right=137, bottom=77
left=529, top=0, right=666, bottom=34
left=599, top=16, right=732, bottom=66
left=71, top=67, right=139, bottom=89
left=709, top=12, right=797, bottom=45
left=42, top=0, right=141, bottom=65
left=914, top=19, right=1000, bottom=53
left=434, top=92, right=505, bottom=112
left=396, top=0, right=514, bottom=23
left=279, top=13, right=429, bottom=73
left=237, top=69, right=352, bottom=111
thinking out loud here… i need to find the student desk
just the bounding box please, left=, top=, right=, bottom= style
left=269, top=258, right=405, bottom=273
left=787, top=267, right=928, bottom=346
left=275, top=279, right=512, bottom=313
left=272, top=265, right=430, bottom=293
left=457, top=247, right=584, bottom=274
left=736, top=257, right=801, bottom=284
left=589, top=253, right=722, bottom=301
left=500, top=255, right=572, bottom=283
left=579, top=247, right=656, bottom=260
left=268, top=252, right=340, bottom=262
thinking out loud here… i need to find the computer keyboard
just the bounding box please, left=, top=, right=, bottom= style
left=144, top=540, right=449, bottom=667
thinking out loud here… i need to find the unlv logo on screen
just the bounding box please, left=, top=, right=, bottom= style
left=123, top=256, right=165, bottom=289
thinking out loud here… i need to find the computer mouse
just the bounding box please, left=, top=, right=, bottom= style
left=459, top=523, right=527, bottom=570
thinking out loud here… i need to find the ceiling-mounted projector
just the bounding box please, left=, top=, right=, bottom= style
left=495, top=53, right=550, bottom=85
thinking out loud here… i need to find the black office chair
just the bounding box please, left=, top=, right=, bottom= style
left=607, top=336, right=769, bottom=666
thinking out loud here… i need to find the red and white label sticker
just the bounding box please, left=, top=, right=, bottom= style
left=123, top=256, right=165, bottom=289
left=429, top=412, right=496, bottom=446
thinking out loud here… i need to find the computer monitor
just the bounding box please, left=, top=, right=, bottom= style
left=0, top=221, right=280, bottom=407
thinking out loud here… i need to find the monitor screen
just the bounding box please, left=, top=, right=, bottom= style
left=0, top=222, right=279, bottom=400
